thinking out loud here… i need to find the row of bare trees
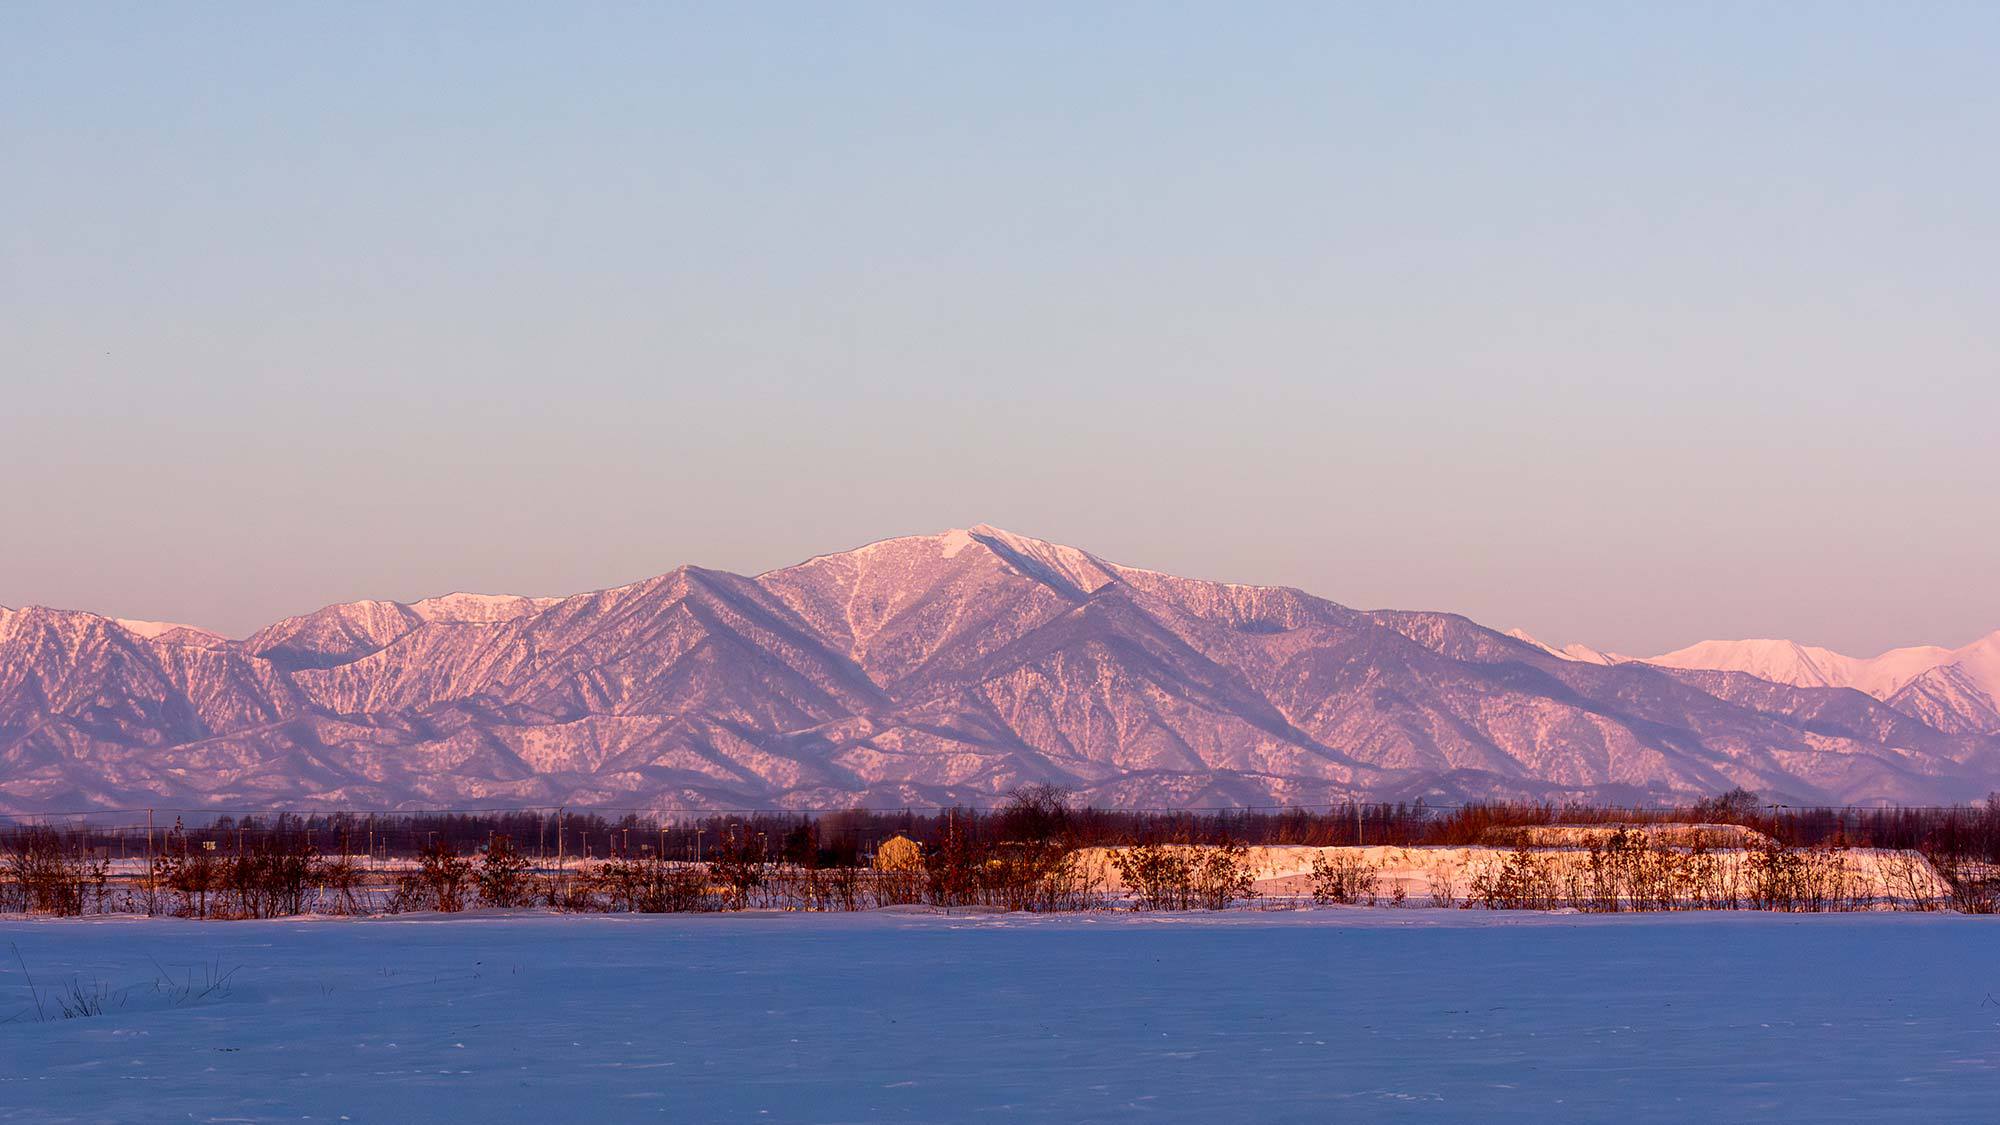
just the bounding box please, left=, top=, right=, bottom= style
left=0, top=828, right=1966, bottom=918
left=20, top=785, right=2000, bottom=856
left=7, top=784, right=1997, bottom=917
left=378, top=829, right=1121, bottom=915
left=3, top=827, right=376, bottom=919
left=17, top=784, right=2000, bottom=859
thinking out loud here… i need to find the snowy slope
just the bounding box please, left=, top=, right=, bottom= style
left=1888, top=665, right=2000, bottom=736
left=1647, top=637, right=1945, bottom=696
left=1504, top=629, right=1626, bottom=665
left=1647, top=630, right=2000, bottom=733
left=113, top=618, right=228, bottom=645
left=4, top=527, right=2000, bottom=811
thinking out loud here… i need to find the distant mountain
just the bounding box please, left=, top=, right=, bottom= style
left=1646, top=631, right=2000, bottom=735
left=1886, top=665, right=2000, bottom=736
left=4, top=526, right=1999, bottom=813
left=1503, top=629, right=1626, bottom=667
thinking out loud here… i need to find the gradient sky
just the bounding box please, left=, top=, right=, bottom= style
left=4, top=3, right=1996, bottom=657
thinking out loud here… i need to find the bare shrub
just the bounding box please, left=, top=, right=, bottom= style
left=786, top=863, right=862, bottom=912
left=1114, top=843, right=1257, bottom=911
left=1560, top=830, right=1724, bottom=913
left=594, top=854, right=714, bottom=912
left=588, top=859, right=639, bottom=912
left=1692, top=786, right=1766, bottom=826
left=981, top=842, right=1060, bottom=911
left=314, top=854, right=366, bottom=914
left=1877, top=851, right=1943, bottom=910
left=1192, top=843, right=1258, bottom=909
left=921, top=820, right=985, bottom=908
left=708, top=830, right=767, bottom=911
left=1680, top=846, right=1723, bottom=911
left=1429, top=865, right=1461, bottom=909
left=1309, top=852, right=1379, bottom=906
left=476, top=836, right=537, bottom=908
left=159, top=842, right=224, bottom=919
left=1929, top=854, right=1997, bottom=913
left=223, top=834, right=318, bottom=919
left=391, top=841, right=474, bottom=913
left=6, top=829, right=94, bottom=916
left=1061, top=850, right=1115, bottom=911
left=1472, top=844, right=1560, bottom=910
left=1749, top=841, right=1859, bottom=912
left=543, top=868, right=601, bottom=912
left=1935, top=859, right=2000, bottom=914
left=1113, top=843, right=1195, bottom=911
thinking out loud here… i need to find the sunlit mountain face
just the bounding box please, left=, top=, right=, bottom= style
left=3, top=526, right=1996, bottom=813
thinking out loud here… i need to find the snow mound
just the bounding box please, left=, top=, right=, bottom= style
left=1075, top=844, right=1951, bottom=905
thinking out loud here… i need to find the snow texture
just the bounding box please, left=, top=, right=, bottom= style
left=7, top=526, right=2000, bottom=811
left=2, top=911, right=1996, bottom=1122
left=1650, top=632, right=2000, bottom=703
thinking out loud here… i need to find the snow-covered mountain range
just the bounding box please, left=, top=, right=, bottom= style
left=4, top=525, right=1998, bottom=813
left=1511, top=629, right=2000, bottom=738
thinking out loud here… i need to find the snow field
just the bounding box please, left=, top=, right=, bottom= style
left=2, top=910, right=1997, bottom=1122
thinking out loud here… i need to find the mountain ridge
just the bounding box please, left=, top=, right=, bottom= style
left=1642, top=630, right=2000, bottom=733
left=4, top=527, right=1998, bottom=812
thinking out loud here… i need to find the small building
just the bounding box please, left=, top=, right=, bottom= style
left=873, top=835, right=922, bottom=872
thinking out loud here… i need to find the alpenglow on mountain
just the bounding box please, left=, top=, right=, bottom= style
left=3, top=525, right=1998, bottom=813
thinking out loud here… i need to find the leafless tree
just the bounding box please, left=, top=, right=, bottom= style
left=477, top=836, right=537, bottom=908
left=1309, top=852, right=1379, bottom=906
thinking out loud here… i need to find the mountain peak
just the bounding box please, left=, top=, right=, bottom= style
left=1645, top=631, right=2000, bottom=705
left=115, top=618, right=229, bottom=646
left=1504, top=628, right=1625, bottom=666
left=1649, top=637, right=1843, bottom=685
left=962, top=525, right=1117, bottom=598
left=408, top=592, right=559, bottom=624
left=5, top=530, right=2000, bottom=812
left=771, top=525, right=1116, bottom=597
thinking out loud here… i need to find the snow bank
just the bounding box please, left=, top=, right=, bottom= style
left=1479, top=822, right=1772, bottom=849
left=1075, top=843, right=1951, bottom=905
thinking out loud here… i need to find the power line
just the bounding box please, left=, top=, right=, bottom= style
left=2, top=798, right=1995, bottom=824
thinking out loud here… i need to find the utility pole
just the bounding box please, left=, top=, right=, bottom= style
left=145, top=809, right=155, bottom=916
left=557, top=807, right=566, bottom=872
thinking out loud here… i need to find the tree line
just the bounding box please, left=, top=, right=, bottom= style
left=3, top=787, right=1995, bottom=918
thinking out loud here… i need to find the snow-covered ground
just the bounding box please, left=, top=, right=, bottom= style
left=3, top=910, right=1997, bottom=1122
